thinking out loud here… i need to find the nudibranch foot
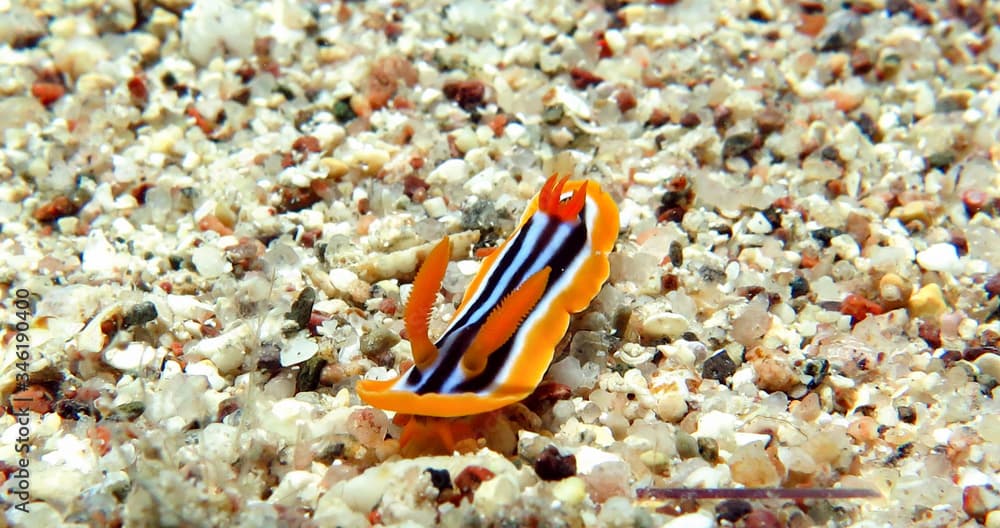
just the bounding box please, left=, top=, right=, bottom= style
left=395, top=414, right=480, bottom=457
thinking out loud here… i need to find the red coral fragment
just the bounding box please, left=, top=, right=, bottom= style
left=236, top=64, right=256, bottom=83
left=570, top=67, right=604, bottom=89
left=276, top=184, right=322, bottom=213
left=186, top=105, right=214, bottom=134
left=403, top=174, right=430, bottom=202
left=594, top=31, right=613, bottom=59
left=985, top=273, right=1000, bottom=298
left=299, top=229, right=321, bottom=248
left=454, top=465, right=495, bottom=496
left=488, top=114, right=508, bottom=137
left=367, top=55, right=417, bottom=110
left=292, top=135, right=321, bottom=153
left=198, top=214, right=234, bottom=236
left=378, top=297, right=397, bottom=316
left=130, top=183, right=154, bottom=204
left=33, top=196, right=78, bottom=222
left=11, top=385, right=54, bottom=414
left=962, top=189, right=990, bottom=216
left=918, top=322, right=941, bottom=349
left=307, top=311, right=330, bottom=336
left=522, top=382, right=572, bottom=414
left=87, top=426, right=112, bottom=456
left=384, top=22, right=403, bottom=40
left=840, top=294, right=884, bottom=324
left=799, top=253, right=819, bottom=269
left=646, top=108, right=671, bottom=127
left=963, top=485, right=1000, bottom=523
left=615, top=88, right=637, bottom=113
left=443, top=80, right=486, bottom=110
left=31, top=82, right=65, bottom=106
left=797, top=13, right=826, bottom=37
left=743, top=509, right=782, bottom=528
left=127, top=75, right=148, bottom=103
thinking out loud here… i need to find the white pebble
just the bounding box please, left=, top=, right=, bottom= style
left=191, top=245, right=231, bottom=278
left=446, top=0, right=494, bottom=39
left=31, top=464, right=88, bottom=509
left=551, top=476, right=587, bottom=505
left=180, top=0, right=256, bottom=65
left=552, top=399, right=576, bottom=423
left=573, top=446, right=624, bottom=474
left=598, top=497, right=638, bottom=525
left=555, top=86, right=591, bottom=119
left=112, top=154, right=139, bottom=183
left=474, top=474, right=519, bottom=516
left=104, top=342, right=163, bottom=371
left=187, top=324, right=252, bottom=373
left=641, top=312, right=689, bottom=340
left=987, top=511, right=1000, bottom=528
left=604, top=29, right=627, bottom=55
left=81, top=231, right=117, bottom=274
left=151, top=125, right=184, bottom=154
left=663, top=513, right=715, bottom=528
left=683, top=466, right=725, bottom=489
left=264, top=372, right=296, bottom=400
left=329, top=268, right=359, bottom=291
left=614, top=342, right=655, bottom=367
left=185, top=359, right=228, bottom=390
left=40, top=434, right=97, bottom=473
left=422, top=196, right=449, bottom=218
left=957, top=467, right=993, bottom=488
left=338, top=467, right=391, bottom=513
left=974, top=353, right=1000, bottom=381
left=451, top=127, right=479, bottom=153
left=166, top=294, right=215, bottom=320
left=313, top=123, right=345, bottom=150
left=656, top=395, right=687, bottom=423
left=548, top=356, right=585, bottom=390
left=200, top=423, right=240, bottom=465
left=270, top=470, right=323, bottom=507
left=504, top=123, right=528, bottom=143
left=52, top=36, right=109, bottom=79
left=734, top=432, right=771, bottom=447
left=745, top=212, right=772, bottom=234
left=730, top=364, right=756, bottom=387
left=778, top=446, right=818, bottom=474
left=696, top=410, right=738, bottom=438
left=280, top=335, right=319, bottom=367
left=257, top=398, right=314, bottom=443
left=76, top=304, right=121, bottom=354
left=916, top=243, right=961, bottom=274
left=932, top=427, right=952, bottom=444
left=111, top=217, right=135, bottom=237
left=427, top=158, right=468, bottom=185
left=456, top=259, right=480, bottom=275
left=464, top=169, right=504, bottom=196
left=830, top=234, right=860, bottom=260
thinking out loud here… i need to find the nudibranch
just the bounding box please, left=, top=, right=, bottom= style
left=357, top=175, right=618, bottom=418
